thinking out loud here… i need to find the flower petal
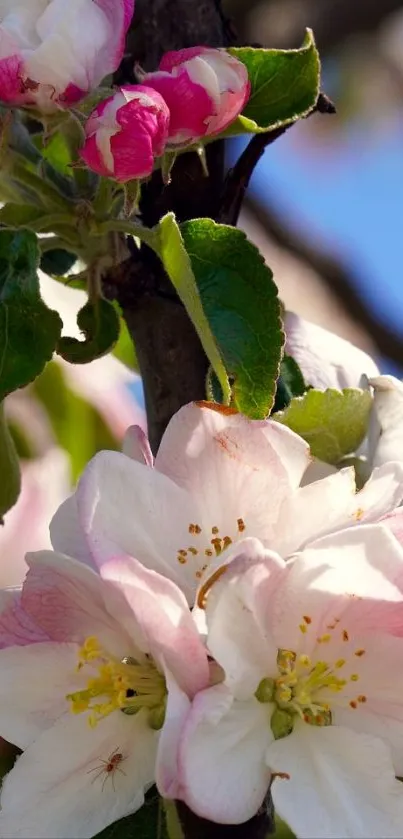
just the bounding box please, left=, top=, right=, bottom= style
left=101, top=556, right=209, bottom=696
left=122, top=425, right=154, bottom=466
left=269, top=525, right=403, bottom=653
left=0, top=708, right=157, bottom=839
left=49, top=494, right=93, bottom=567
left=268, top=723, right=403, bottom=838
left=156, top=667, right=190, bottom=799
left=178, top=684, right=272, bottom=824
left=156, top=402, right=309, bottom=543
left=22, top=551, right=132, bottom=655
left=0, top=642, right=79, bottom=749
left=76, top=450, right=200, bottom=600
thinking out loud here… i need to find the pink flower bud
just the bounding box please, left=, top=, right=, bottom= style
left=0, top=0, right=134, bottom=109
left=80, top=85, right=170, bottom=182
left=143, top=46, right=250, bottom=145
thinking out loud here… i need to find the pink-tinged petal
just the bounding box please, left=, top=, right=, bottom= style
left=49, top=495, right=94, bottom=568
left=101, top=556, right=209, bottom=696
left=144, top=68, right=214, bottom=143
left=122, top=426, right=154, bottom=466
left=381, top=507, right=403, bottom=548
left=160, top=47, right=214, bottom=71
left=0, top=642, right=79, bottom=749
left=331, top=632, right=403, bottom=775
left=80, top=132, right=113, bottom=176
left=0, top=589, right=50, bottom=649
left=178, top=685, right=272, bottom=824
left=76, top=450, right=200, bottom=600
left=206, top=84, right=250, bottom=135
left=0, top=448, right=71, bottom=588
left=202, top=539, right=283, bottom=698
left=93, top=0, right=134, bottom=80
left=269, top=525, right=403, bottom=654
left=0, top=53, right=27, bottom=105
left=156, top=402, right=309, bottom=544
left=269, top=724, right=403, bottom=839
left=60, top=82, right=86, bottom=104
left=22, top=551, right=132, bottom=656
left=156, top=668, right=190, bottom=799
left=284, top=311, right=379, bottom=391
left=0, top=708, right=157, bottom=839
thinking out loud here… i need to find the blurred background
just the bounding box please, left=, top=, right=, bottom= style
left=3, top=0, right=403, bottom=586
left=225, top=0, right=403, bottom=372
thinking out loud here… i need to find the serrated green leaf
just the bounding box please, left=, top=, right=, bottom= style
left=40, top=248, right=77, bottom=276
left=274, top=388, right=372, bottom=464
left=158, top=213, right=231, bottom=405
left=0, top=229, right=62, bottom=400
left=228, top=29, right=320, bottom=133
left=56, top=297, right=120, bottom=364
left=272, top=354, right=308, bottom=413
left=181, top=219, right=283, bottom=418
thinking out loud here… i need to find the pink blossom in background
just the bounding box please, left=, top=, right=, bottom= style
left=80, top=86, right=170, bottom=182
left=0, top=450, right=70, bottom=589
left=144, top=47, right=250, bottom=145
left=0, top=0, right=134, bottom=109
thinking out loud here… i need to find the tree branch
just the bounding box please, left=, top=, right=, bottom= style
left=246, top=194, right=403, bottom=366
left=219, top=94, right=335, bottom=227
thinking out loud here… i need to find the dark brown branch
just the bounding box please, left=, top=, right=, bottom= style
left=247, top=194, right=403, bottom=366
left=219, top=93, right=336, bottom=227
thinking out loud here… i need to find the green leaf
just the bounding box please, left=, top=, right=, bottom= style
left=32, top=361, right=119, bottom=482
left=272, top=354, right=308, bottom=413
left=94, top=788, right=168, bottom=839
left=158, top=213, right=231, bottom=405
left=228, top=29, right=320, bottom=133
left=56, top=297, right=120, bottom=364
left=181, top=218, right=283, bottom=418
left=0, top=402, right=21, bottom=518
left=0, top=203, right=73, bottom=234
left=40, top=248, right=77, bottom=276
left=0, top=229, right=62, bottom=400
left=274, top=388, right=372, bottom=464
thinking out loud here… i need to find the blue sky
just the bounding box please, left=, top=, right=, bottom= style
left=246, top=118, right=403, bottom=335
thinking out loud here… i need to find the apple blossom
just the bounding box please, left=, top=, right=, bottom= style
left=144, top=47, right=250, bottom=145
left=0, top=550, right=209, bottom=838
left=0, top=0, right=134, bottom=109
left=178, top=535, right=403, bottom=836
left=50, top=401, right=403, bottom=605
left=80, top=86, right=170, bottom=182
left=366, top=376, right=403, bottom=469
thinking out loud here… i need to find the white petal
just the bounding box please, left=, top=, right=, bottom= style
left=204, top=541, right=283, bottom=698
left=156, top=668, right=190, bottom=799
left=0, top=709, right=158, bottom=838
left=270, top=525, right=403, bottom=654
left=77, top=451, right=200, bottom=601
left=274, top=468, right=356, bottom=556
left=284, top=312, right=379, bottom=391
left=368, top=376, right=403, bottom=468
left=268, top=724, right=403, bottom=838
left=49, top=494, right=93, bottom=567
left=122, top=425, right=154, bottom=465
left=179, top=685, right=272, bottom=824
left=353, top=462, right=403, bottom=523
left=156, top=402, right=309, bottom=542
left=0, top=642, right=79, bottom=749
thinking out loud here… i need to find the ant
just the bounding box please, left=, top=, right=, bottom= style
left=86, top=748, right=127, bottom=792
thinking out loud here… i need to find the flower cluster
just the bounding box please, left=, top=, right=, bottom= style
left=80, top=48, right=250, bottom=182
left=2, top=373, right=403, bottom=837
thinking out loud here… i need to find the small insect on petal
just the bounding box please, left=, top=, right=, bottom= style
left=87, top=748, right=127, bottom=792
